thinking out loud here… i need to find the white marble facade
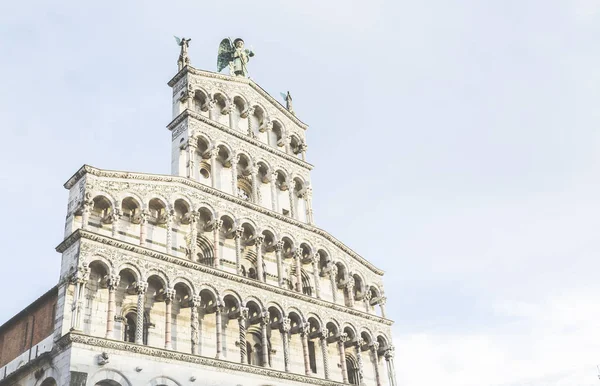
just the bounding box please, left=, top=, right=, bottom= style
left=2, top=66, right=395, bottom=386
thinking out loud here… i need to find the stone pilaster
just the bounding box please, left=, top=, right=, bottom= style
left=305, top=186, right=314, bottom=224
left=110, top=209, right=121, bottom=238
left=346, top=277, right=355, bottom=308
left=187, top=139, right=197, bottom=180
left=355, top=339, right=365, bottom=385
left=250, top=165, right=258, bottom=204
left=189, top=212, right=198, bottom=260
left=231, top=153, right=239, bottom=196
left=70, top=267, right=89, bottom=331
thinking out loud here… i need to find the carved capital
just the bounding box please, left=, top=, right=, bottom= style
left=190, top=295, right=202, bottom=308
left=384, top=345, right=395, bottom=360
left=106, top=274, right=120, bottom=291
left=280, top=317, right=291, bottom=333
left=134, top=281, right=148, bottom=295
left=71, top=266, right=90, bottom=285
left=370, top=342, right=380, bottom=353
left=300, top=322, right=310, bottom=337
left=238, top=306, right=249, bottom=321
left=234, top=227, right=243, bottom=239
left=319, top=328, right=329, bottom=340
left=338, top=332, right=349, bottom=344
left=255, top=235, right=265, bottom=246
left=275, top=240, right=285, bottom=252
left=293, top=248, right=303, bottom=260
left=164, top=288, right=176, bottom=303
left=212, top=219, right=223, bottom=232
left=259, top=311, right=270, bottom=326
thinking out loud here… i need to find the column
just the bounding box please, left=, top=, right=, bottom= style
left=319, top=328, right=330, bottom=380
left=371, top=342, right=382, bottom=386
left=311, top=253, right=321, bottom=299
left=208, top=99, right=217, bottom=121
left=355, top=339, right=365, bottom=385
left=300, top=143, right=308, bottom=161
left=139, top=210, right=148, bottom=247
left=300, top=323, right=311, bottom=376
left=185, top=87, right=195, bottom=110
left=260, top=311, right=270, bottom=367
left=305, top=187, right=314, bottom=224
left=281, top=317, right=291, bottom=372
left=346, top=277, right=355, bottom=308
left=270, top=171, right=278, bottom=212
left=247, top=107, right=256, bottom=137
left=384, top=346, right=396, bottom=386
left=70, top=268, right=89, bottom=331
left=294, top=249, right=303, bottom=293
left=187, top=139, right=197, bottom=180
left=234, top=227, right=243, bottom=275
left=210, top=147, right=219, bottom=188
left=250, top=165, right=258, bottom=203
left=227, top=105, right=235, bottom=129
left=110, top=209, right=120, bottom=238
left=238, top=307, right=248, bottom=364
left=379, top=297, right=387, bottom=318
left=166, top=210, right=174, bottom=254
left=105, top=274, right=120, bottom=338
left=215, top=301, right=223, bottom=359
left=330, top=265, right=338, bottom=303
left=275, top=241, right=284, bottom=288
left=189, top=212, right=198, bottom=260
left=134, top=281, right=148, bottom=345
left=213, top=219, right=223, bottom=268
left=81, top=199, right=92, bottom=230
left=231, top=154, right=239, bottom=196
left=255, top=235, right=265, bottom=282
left=288, top=179, right=297, bottom=219
left=190, top=296, right=200, bottom=355
left=338, top=333, right=349, bottom=383
left=364, top=291, right=373, bottom=313
left=164, top=288, right=175, bottom=350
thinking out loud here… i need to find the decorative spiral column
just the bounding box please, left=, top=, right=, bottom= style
left=213, top=219, right=223, bottom=268
left=238, top=307, right=249, bottom=364
left=330, top=265, right=338, bottom=303
left=234, top=227, right=243, bottom=275
left=190, top=296, right=200, bottom=355
left=246, top=107, right=256, bottom=137
left=355, top=339, right=365, bottom=385
left=255, top=235, right=265, bottom=282
left=215, top=300, right=223, bottom=359
left=189, top=212, right=198, bottom=260
left=187, top=138, right=197, bottom=180
left=384, top=346, right=397, bottom=386
left=134, top=281, right=148, bottom=345
left=337, top=333, right=349, bottom=383
left=139, top=210, right=148, bottom=247
left=165, top=210, right=174, bottom=254
left=230, top=153, right=239, bottom=196
left=371, top=342, right=382, bottom=386
left=281, top=317, right=291, bottom=372
left=105, top=274, right=120, bottom=338
left=311, top=253, right=321, bottom=299
left=319, top=328, right=330, bottom=380
left=270, top=171, right=278, bottom=212
left=260, top=311, right=270, bottom=367
left=300, top=323, right=311, bottom=376
left=275, top=241, right=284, bottom=288
left=294, top=249, right=303, bottom=293
left=164, top=288, right=175, bottom=350
left=288, top=179, right=297, bottom=219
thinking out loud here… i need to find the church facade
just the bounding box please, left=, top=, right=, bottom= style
left=0, top=41, right=396, bottom=386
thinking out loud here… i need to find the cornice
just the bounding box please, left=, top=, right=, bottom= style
left=62, top=165, right=385, bottom=276
left=167, top=109, right=313, bottom=171
left=167, top=66, right=308, bottom=130
left=60, top=333, right=343, bottom=386
left=56, top=229, right=393, bottom=326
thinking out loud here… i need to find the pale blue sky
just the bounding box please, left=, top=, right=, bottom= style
left=1, top=1, right=600, bottom=385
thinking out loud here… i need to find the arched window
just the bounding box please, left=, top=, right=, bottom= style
left=346, top=354, right=360, bottom=385
left=123, top=311, right=148, bottom=345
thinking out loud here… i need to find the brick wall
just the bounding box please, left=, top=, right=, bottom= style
left=0, top=287, right=57, bottom=367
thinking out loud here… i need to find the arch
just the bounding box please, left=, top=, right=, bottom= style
left=345, top=353, right=361, bottom=385
left=88, top=369, right=132, bottom=386
left=171, top=277, right=195, bottom=295
left=85, top=256, right=112, bottom=274
left=360, top=328, right=374, bottom=345
left=285, top=307, right=305, bottom=321
left=325, top=320, right=341, bottom=337
left=376, top=333, right=391, bottom=350
left=146, top=270, right=169, bottom=289
left=116, top=264, right=142, bottom=283
left=243, top=296, right=264, bottom=310
left=147, top=376, right=182, bottom=386
left=343, top=323, right=358, bottom=341
left=195, top=234, right=214, bottom=265
left=351, top=272, right=366, bottom=299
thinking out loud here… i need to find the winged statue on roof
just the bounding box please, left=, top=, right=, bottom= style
left=174, top=36, right=191, bottom=71
left=217, top=37, right=255, bottom=77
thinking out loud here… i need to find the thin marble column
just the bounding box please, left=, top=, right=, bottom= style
left=190, top=296, right=200, bottom=355
left=105, top=274, right=120, bottom=338
left=311, top=253, right=321, bottom=299
left=213, top=219, right=223, bottom=268
left=135, top=281, right=148, bottom=345
left=231, top=155, right=239, bottom=196
left=288, top=180, right=297, bottom=219
left=188, top=140, right=197, bottom=179
left=234, top=227, right=243, bottom=275
left=355, top=339, right=365, bottom=385
left=250, top=166, right=258, bottom=203
left=260, top=311, right=270, bottom=367
left=305, top=187, right=314, bottom=224
left=189, top=212, right=198, bottom=260
left=338, top=333, right=349, bottom=383
left=346, top=277, right=355, bottom=308
left=238, top=307, right=249, bottom=364
left=270, top=171, right=278, bottom=212
left=330, top=265, right=338, bottom=303
left=81, top=199, right=92, bottom=230
left=164, top=288, right=175, bottom=350
left=210, top=147, right=219, bottom=188
left=255, top=235, right=265, bottom=282
left=300, top=323, right=311, bottom=376
left=294, top=249, right=303, bottom=293
left=385, top=346, right=397, bottom=386
left=275, top=241, right=284, bottom=288
left=371, top=342, right=382, bottom=386
left=139, top=211, right=148, bottom=247
left=281, top=317, right=291, bottom=372
left=215, top=301, right=223, bottom=359
left=110, top=209, right=120, bottom=238
left=166, top=210, right=174, bottom=254
left=320, top=328, right=330, bottom=380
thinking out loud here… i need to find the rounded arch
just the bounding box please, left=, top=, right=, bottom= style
left=85, top=256, right=113, bottom=274
left=343, top=323, right=358, bottom=340
left=170, top=277, right=195, bottom=295
left=376, top=333, right=391, bottom=349
left=147, top=376, right=182, bottom=386
left=146, top=271, right=169, bottom=289
left=196, top=282, right=220, bottom=299
left=243, top=295, right=264, bottom=310
left=345, top=353, right=361, bottom=385
left=285, top=306, right=305, bottom=321
left=221, top=289, right=243, bottom=305
left=325, top=319, right=341, bottom=337
left=116, top=264, right=142, bottom=283
left=237, top=217, right=259, bottom=233
left=88, top=369, right=132, bottom=386
left=360, top=328, right=374, bottom=345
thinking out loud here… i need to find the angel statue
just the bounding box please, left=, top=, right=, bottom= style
left=280, top=91, right=294, bottom=115
left=217, top=37, right=255, bottom=77
left=174, top=36, right=191, bottom=71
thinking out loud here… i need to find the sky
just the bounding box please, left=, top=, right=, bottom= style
left=0, top=1, right=599, bottom=385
